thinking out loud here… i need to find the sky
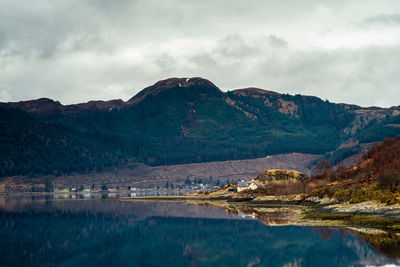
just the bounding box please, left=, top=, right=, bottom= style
left=1, top=0, right=400, bottom=107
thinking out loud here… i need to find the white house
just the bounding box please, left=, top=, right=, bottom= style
left=249, top=182, right=262, bottom=190
left=237, top=180, right=262, bottom=192
left=237, top=180, right=251, bottom=192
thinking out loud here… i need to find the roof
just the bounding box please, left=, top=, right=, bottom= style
left=238, top=180, right=251, bottom=187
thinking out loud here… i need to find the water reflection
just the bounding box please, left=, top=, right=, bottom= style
left=0, top=195, right=398, bottom=266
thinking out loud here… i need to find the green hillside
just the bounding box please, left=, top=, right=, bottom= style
left=0, top=106, right=125, bottom=177
left=1, top=77, right=399, bottom=178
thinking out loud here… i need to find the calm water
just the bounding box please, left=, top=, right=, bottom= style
left=0, top=194, right=398, bottom=267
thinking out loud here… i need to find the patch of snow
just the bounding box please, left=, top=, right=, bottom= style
left=186, top=78, right=190, bottom=83
left=178, top=83, right=181, bottom=87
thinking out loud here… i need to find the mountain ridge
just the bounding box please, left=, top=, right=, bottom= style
left=3, top=77, right=399, bottom=118
left=4, top=78, right=399, bottom=112
left=1, top=77, right=400, bottom=178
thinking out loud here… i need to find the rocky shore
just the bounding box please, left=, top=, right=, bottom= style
left=125, top=194, right=400, bottom=233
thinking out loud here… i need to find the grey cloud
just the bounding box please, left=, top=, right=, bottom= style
left=1, top=0, right=400, bottom=107
left=188, top=53, right=217, bottom=69
left=215, top=35, right=260, bottom=59
left=213, top=34, right=288, bottom=61
left=183, top=35, right=400, bottom=107
left=268, top=35, right=288, bottom=48
left=0, top=0, right=351, bottom=60
left=361, top=14, right=400, bottom=26
left=0, top=0, right=122, bottom=61
left=153, top=53, right=179, bottom=74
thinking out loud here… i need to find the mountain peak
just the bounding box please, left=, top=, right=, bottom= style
left=128, top=77, right=220, bottom=104
left=4, top=98, right=63, bottom=117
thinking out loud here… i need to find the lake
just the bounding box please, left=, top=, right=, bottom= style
left=0, top=194, right=398, bottom=266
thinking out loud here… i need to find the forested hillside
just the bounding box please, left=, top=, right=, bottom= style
left=1, top=77, right=399, bottom=178
left=305, top=135, right=400, bottom=204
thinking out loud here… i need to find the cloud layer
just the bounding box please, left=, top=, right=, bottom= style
left=1, top=0, right=400, bottom=107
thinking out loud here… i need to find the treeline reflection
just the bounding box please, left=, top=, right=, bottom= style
left=0, top=197, right=398, bottom=266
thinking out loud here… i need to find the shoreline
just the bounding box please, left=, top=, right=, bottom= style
left=2, top=191, right=400, bottom=235
left=122, top=195, right=400, bottom=235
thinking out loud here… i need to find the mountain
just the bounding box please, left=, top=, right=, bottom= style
left=1, top=77, right=400, bottom=178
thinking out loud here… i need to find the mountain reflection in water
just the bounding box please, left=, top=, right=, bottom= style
left=0, top=195, right=398, bottom=267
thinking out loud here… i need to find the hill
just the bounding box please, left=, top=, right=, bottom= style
left=207, top=135, right=400, bottom=203
left=308, top=135, right=400, bottom=204
left=1, top=77, right=400, bottom=179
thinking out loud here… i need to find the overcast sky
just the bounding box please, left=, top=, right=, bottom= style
left=1, top=0, right=400, bottom=107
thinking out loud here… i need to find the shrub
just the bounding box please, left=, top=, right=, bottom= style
left=309, top=186, right=333, bottom=198
left=333, top=188, right=351, bottom=202
left=378, top=169, right=400, bottom=192
left=332, top=186, right=398, bottom=204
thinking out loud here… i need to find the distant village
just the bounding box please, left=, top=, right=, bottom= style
left=47, top=176, right=240, bottom=197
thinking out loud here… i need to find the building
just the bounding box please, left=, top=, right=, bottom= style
left=237, top=180, right=251, bottom=192
left=237, top=180, right=262, bottom=192
left=249, top=182, right=262, bottom=190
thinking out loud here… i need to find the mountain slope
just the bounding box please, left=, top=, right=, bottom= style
left=307, top=135, right=400, bottom=204
left=1, top=77, right=400, bottom=178
left=0, top=105, right=127, bottom=177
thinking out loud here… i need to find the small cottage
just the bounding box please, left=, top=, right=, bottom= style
left=248, top=182, right=262, bottom=190
left=237, top=180, right=251, bottom=192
